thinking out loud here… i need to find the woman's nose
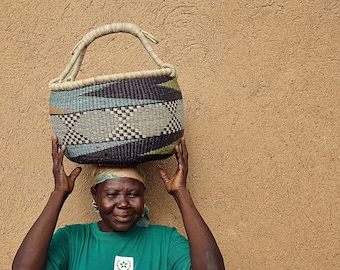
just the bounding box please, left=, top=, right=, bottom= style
left=117, top=195, right=130, bottom=208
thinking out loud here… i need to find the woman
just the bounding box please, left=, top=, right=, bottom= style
left=13, top=136, right=225, bottom=269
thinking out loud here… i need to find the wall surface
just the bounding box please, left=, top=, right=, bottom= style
left=1, top=1, right=339, bottom=269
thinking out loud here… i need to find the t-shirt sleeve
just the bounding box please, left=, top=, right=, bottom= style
left=167, top=228, right=192, bottom=270
left=46, top=227, right=70, bottom=270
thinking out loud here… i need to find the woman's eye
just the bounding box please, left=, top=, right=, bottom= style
left=106, top=193, right=139, bottom=198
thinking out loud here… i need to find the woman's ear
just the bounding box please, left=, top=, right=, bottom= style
left=91, top=186, right=99, bottom=213
left=91, top=186, right=97, bottom=200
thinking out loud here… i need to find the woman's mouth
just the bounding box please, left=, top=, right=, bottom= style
left=114, top=215, right=134, bottom=223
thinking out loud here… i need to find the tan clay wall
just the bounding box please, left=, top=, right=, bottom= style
left=1, top=1, right=339, bottom=269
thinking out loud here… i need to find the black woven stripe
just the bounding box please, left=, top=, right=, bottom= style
left=69, top=130, right=184, bottom=165
left=80, top=76, right=182, bottom=102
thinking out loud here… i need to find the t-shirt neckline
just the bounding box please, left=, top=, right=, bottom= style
left=90, top=222, right=140, bottom=240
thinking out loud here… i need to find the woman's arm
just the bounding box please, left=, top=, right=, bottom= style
left=159, top=137, right=225, bottom=270
left=12, top=136, right=82, bottom=270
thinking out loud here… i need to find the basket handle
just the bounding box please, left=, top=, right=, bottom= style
left=54, top=23, right=177, bottom=83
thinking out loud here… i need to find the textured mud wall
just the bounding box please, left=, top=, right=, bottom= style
left=1, top=1, right=339, bottom=269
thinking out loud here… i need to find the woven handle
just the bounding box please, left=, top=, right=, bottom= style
left=49, top=23, right=177, bottom=89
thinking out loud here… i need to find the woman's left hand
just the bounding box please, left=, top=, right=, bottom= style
left=158, top=137, right=188, bottom=195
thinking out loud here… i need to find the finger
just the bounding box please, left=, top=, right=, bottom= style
left=174, top=144, right=182, bottom=162
left=180, top=137, right=188, bottom=162
left=180, top=137, right=187, bottom=154
left=51, top=136, right=58, bottom=155
left=59, top=144, right=67, bottom=157
left=51, top=136, right=60, bottom=165
left=175, top=143, right=185, bottom=167
left=69, top=167, right=82, bottom=181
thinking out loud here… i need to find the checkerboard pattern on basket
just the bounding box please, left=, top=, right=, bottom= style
left=50, top=75, right=184, bottom=165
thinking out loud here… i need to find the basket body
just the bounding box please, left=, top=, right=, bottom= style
left=50, top=75, right=184, bottom=165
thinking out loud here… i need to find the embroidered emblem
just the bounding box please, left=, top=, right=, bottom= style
left=114, top=255, right=134, bottom=270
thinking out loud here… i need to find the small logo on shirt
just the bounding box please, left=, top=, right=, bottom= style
left=114, top=255, right=134, bottom=270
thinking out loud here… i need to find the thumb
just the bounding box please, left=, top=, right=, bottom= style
left=158, top=168, right=170, bottom=184
left=69, top=167, right=82, bottom=181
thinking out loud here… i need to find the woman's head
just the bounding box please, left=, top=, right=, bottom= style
left=91, top=166, right=146, bottom=232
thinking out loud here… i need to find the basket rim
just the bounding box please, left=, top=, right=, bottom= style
left=48, top=67, right=175, bottom=91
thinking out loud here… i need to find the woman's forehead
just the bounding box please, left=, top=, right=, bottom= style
left=99, top=177, right=144, bottom=190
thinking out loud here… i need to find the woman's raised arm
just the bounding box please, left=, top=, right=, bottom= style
left=159, top=137, right=225, bottom=270
left=12, top=136, right=82, bottom=270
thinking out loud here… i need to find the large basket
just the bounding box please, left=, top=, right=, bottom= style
left=49, top=23, right=184, bottom=165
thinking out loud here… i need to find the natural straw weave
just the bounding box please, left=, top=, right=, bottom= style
left=49, top=23, right=184, bottom=165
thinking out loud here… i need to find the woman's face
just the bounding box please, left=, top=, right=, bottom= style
left=91, top=177, right=145, bottom=232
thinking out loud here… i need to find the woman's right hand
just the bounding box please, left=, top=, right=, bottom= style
left=51, top=136, right=82, bottom=196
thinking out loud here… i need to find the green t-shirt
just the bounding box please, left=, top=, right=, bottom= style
left=47, top=223, right=191, bottom=270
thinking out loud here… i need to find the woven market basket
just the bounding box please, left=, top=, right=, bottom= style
left=49, top=23, right=184, bottom=165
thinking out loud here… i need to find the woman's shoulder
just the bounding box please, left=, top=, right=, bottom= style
left=144, top=224, right=173, bottom=231
left=139, top=224, right=185, bottom=239
left=55, top=222, right=96, bottom=236
left=60, top=222, right=95, bottom=229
